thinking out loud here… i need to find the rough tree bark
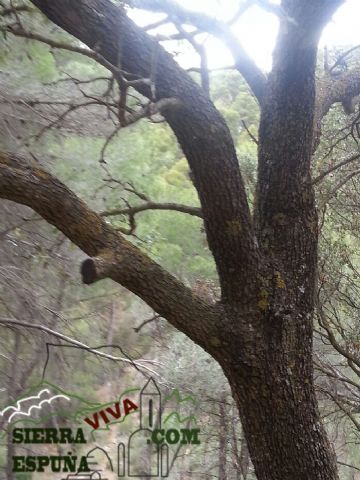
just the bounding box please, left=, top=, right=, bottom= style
left=3, top=0, right=360, bottom=478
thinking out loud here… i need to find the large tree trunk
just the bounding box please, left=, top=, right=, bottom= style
left=230, top=368, right=338, bottom=479
left=223, top=336, right=338, bottom=479
left=218, top=399, right=228, bottom=480
left=209, top=298, right=339, bottom=479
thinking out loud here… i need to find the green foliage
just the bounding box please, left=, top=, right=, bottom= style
left=26, top=42, right=58, bottom=82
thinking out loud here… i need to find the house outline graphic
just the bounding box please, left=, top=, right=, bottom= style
left=118, top=378, right=169, bottom=478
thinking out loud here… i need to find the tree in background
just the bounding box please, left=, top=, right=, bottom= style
left=1, top=0, right=360, bottom=479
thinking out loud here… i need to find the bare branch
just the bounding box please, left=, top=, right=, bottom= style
left=241, top=120, right=258, bottom=145
left=132, top=0, right=267, bottom=103
left=101, top=201, right=203, bottom=218
left=253, top=0, right=296, bottom=21
left=134, top=314, right=161, bottom=333
left=326, top=168, right=360, bottom=201
left=337, top=462, right=360, bottom=474
left=3, top=25, right=125, bottom=79
left=313, top=152, right=360, bottom=185
left=329, top=45, right=360, bottom=74
left=316, top=303, right=360, bottom=372
left=227, top=0, right=252, bottom=26
left=99, top=98, right=181, bottom=163
left=187, top=65, right=235, bottom=74
left=174, top=20, right=209, bottom=95
left=0, top=4, right=30, bottom=16
left=0, top=318, right=159, bottom=376
left=144, top=15, right=170, bottom=31
left=323, top=388, right=360, bottom=431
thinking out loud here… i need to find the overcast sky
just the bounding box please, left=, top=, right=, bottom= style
left=130, top=0, right=360, bottom=71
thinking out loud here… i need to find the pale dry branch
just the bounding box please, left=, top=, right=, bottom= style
left=0, top=317, right=159, bottom=376
left=101, top=201, right=203, bottom=218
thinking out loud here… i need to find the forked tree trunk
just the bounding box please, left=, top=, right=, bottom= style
left=218, top=400, right=228, bottom=480
left=1, top=1, right=348, bottom=479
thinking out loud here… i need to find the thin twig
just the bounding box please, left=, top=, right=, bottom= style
left=241, top=120, right=258, bottom=144
left=0, top=318, right=160, bottom=376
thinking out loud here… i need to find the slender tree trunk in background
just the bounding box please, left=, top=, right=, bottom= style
left=231, top=416, right=249, bottom=480
left=218, top=400, right=228, bottom=480
left=239, top=437, right=249, bottom=480
left=230, top=420, right=242, bottom=480
left=6, top=331, right=21, bottom=480
left=6, top=434, right=15, bottom=480
left=106, top=300, right=115, bottom=346
left=202, top=430, right=212, bottom=479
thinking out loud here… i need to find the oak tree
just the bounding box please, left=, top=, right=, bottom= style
left=2, top=1, right=360, bottom=478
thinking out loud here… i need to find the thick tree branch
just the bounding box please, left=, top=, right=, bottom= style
left=29, top=0, right=259, bottom=302
left=255, top=0, right=343, bottom=286
left=0, top=152, right=220, bottom=350
left=132, top=0, right=267, bottom=104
